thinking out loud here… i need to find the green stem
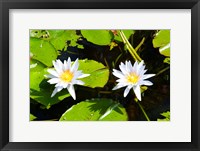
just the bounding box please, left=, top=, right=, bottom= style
left=119, top=30, right=142, bottom=62
left=104, top=58, right=109, bottom=69
left=135, top=37, right=145, bottom=52
left=136, top=99, right=150, bottom=121
left=119, top=31, right=137, bottom=61
left=156, top=66, right=170, bottom=77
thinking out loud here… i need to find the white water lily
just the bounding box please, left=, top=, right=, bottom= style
left=45, top=58, right=90, bottom=100
left=112, top=60, right=155, bottom=101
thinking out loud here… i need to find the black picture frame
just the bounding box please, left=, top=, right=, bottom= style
left=0, top=0, right=199, bottom=151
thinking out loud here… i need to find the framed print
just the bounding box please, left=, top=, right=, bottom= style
left=0, top=0, right=200, bottom=151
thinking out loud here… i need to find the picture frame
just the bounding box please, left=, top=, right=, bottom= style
left=0, top=0, right=199, bottom=150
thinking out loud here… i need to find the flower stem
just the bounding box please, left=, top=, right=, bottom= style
left=119, top=31, right=137, bottom=61
left=156, top=66, right=170, bottom=77
left=135, top=37, right=145, bottom=52
left=119, top=30, right=142, bottom=62
left=135, top=99, right=150, bottom=121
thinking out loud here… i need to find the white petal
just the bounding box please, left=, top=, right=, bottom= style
left=124, top=85, right=132, bottom=97
left=112, top=83, right=127, bottom=90
left=55, top=82, right=62, bottom=87
left=55, top=83, right=60, bottom=87
left=57, top=59, right=64, bottom=70
left=75, top=80, right=85, bottom=85
left=112, top=69, right=124, bottom=78
left=137, top=60, right=144, bottom=73
left=65, top=57, right=71, bottom=71
left=70, top=58, right=79, bottom=73
left=139, top=69, right=147, bottom=76
left=67, top=85, right=76, bottom=100
left=132, top=61, right=138, bottom=71
left=62, top=83, right=69, bottom=88
left=119, top=63, right=128, bottom=75
left=63, top=60, right=67, bottom=71
left=53, top=60, right=63, bottom=74
left=51, top=86, right=63, bottom=97
left=128, top=61, right=133, bottom=69
left=72, top=71, right=82, bottom=78
left=55, top=80, right=66, bottom=87
left=133, top=85, right=141, bottom=101
left=47, top=78, right=60, bottom=84
left=47, top=69, right=59, bottom=77
left=138, top=65, right=145, bottom=76
left=140, top=80, right=153, bottom=86
left=44, top=74, right=57, bottom=79
left=78, top=73, right=90, bottom=79
left=142, top=74, right=155, bottom=80
left=116, top=78, right=127, bottom=83
left=125, top=61, right=132, bottom=73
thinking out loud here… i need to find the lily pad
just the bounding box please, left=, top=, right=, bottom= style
left=30, top=64, right=70, bottom=108
left=30, top=114, right=37, bottom=121
left=114, top=30, right=135, bottom=42
left=78, top=59, right=109, bottom=88
left=30, top=88, right=70, bottom=109
left=152, top=30, right=170, bottom=57
left=157, top=111, right=170, bottom=121
left=59, top=98, right=128, bottom=121
left=30, top=38, right=57, bottom=67
left=81, top=30, right=113, bottom=45
left=30, top=61, right=46, bottom=91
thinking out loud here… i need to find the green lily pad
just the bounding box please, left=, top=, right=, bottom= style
left=153, top=30, right=170, bottom=57
left=30, top=64, right=70, bottom=108
left=48, top=30, right=65, bottom=39
left=30, top=114, right=37, bottom=121
left=157, top=111, right=170, bottom=121
left=59, top=98, right=128, bottom=121
left=30, top=88, right=70, bottom=109
left=30, top=30, right=50, bottom=39
left=78, top=59, right=109, bottom=88
left=30, top=61, right=46, bottom=91
left=49, top=30, right=83, bottom=51
left=163, top=57, right=170, bottom=64
left=81, top=30, right=113, bottom=45
left=30, top=37, right=57, bottom=67
left=114, top=30, right=135, bottom=42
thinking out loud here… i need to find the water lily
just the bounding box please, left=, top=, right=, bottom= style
left=112, top=60, right=155, bottom=101
left=45, top=58, right=90, bottom=100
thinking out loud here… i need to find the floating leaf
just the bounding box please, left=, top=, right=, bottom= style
left=81, top=30, right=113, bottom=45
left=153, top=30, right=170, bottom=57
left=157, top=111, right=170, bottom=121
left=30, top=30, right=50, bottom=39
left=49, top=30, right=83, bottom=51
left=59, top=98, right=128, bottom=121
left=30, top=114, right=37, bottom=121
left=30, top=88, right=70, bottom=109
left=163, top=57, right=170, bottom=64
left=48, top=30, right=65, bottom=39
left=30, top=65, right=70, bottom=108
left=30, top=62, right=46, bottom=91
left=109, top=42, right=118, bottom=50
left=159, top=44, right=170, bottom=57
left=30, top=59, right=46, bottom=72
left=114, top=30, right=135, bottom=42
left=30, top=38, right=57, bottom=67
left=78, top=59, right=109, bottom=88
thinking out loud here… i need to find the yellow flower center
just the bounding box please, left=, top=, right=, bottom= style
left=60, top=70, right=74, bottom=83
left=127, top=73, right=140, bottom=84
